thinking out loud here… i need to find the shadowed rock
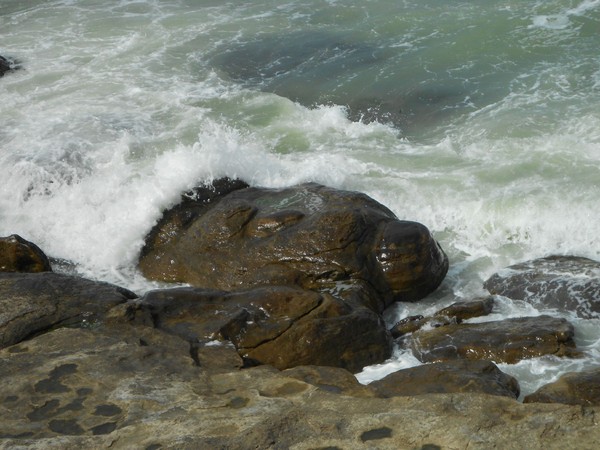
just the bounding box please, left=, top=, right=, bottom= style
left=524, top=368, right=600, bottom=406
left=0, top=272, right=137, bottom=349
left=370, top=359, right=520, bottom=399
left=410, top=315, right=578, bottom=364
left=0, top=55, right=19, bottom=77
left=484, top=256, right=600, bottom=319
left=139, top=180, right=448, bottom=313
left=0, top=235, right=52, bottom=273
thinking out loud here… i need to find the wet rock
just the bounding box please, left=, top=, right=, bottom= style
left=0, top=55, right=19, bottom=77
left=0, top=272, right=137, bottom=349
left=433, top=296, right=495, bottom=322
left=136, top=285, right=392, bottom=373
left=389, top=297, right=494, bottom=339
left=484, top=256, right=600, bottom=319
left=370, top=360, right=520, bottom=399
left=410, top=315, right=578, bottom=364
left=139, top=180, right=448, bottom=312
left=524, top=368, right=600, bottom=406
left=0, top=234, right=52, bottom=273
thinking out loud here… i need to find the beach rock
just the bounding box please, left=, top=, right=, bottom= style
left=370, top=359, right=520, bottom=399
left=390, top=297, right=495, bottom=338
left=282, top=365, right=376, bottom=397
left=136, top=285, right=392, bottom=373
left=433, top=296, right=495, bottom=322
left=0, top=234, right=52, bottom=273
left=484, top=256, right=600, bottom=319
left=2, top=325, right=600, bottom=449
left=524, top=368, right=600, bottom=406
left=139, top=180, right=448, bottom=312
left=410, top=315, right=578, bottom=364
left=0, top=272, right=136, bottom=349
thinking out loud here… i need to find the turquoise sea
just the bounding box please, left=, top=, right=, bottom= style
left=2, top=0, right=600, bottom=395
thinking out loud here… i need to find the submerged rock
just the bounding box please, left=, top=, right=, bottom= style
left=524, top=368, right=600, bottom=406
left=484, top=256, right=600, bottom=319
left=134, top=285, right=392, bottom=373
left=370, top=359, right=520, bottom=399
left=0, top=55, right=19, bottom=77
left=139, top=180, right=448, bottom=312
left=0, top=234, right=52, bottom=273
left=410, top=315, right=578, bottom=364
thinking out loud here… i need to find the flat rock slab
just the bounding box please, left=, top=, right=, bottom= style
left=370, top=359, right=520, bottom=399
left=485, top=256, right=600, bottom=319
left=1, top=326, right=600, bottom=449
left=410, top=315, right=577, bottom=364
left=524, top=368, right=600, bottom=406
left=0, top=272, right=136, bottom=349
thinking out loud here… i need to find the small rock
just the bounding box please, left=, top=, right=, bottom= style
left=410, top=315, right=578, bottom=364
left=370, top=359, right=520, bottom=399
left=524, top=368, right=600, bottom=405
left=0, top=235, right=51, bottom=273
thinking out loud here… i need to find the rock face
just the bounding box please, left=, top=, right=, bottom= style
left=0, top=235, right=52, bottom=273
left=1, top=324, right=600, bottom=449
left=134, top=285, right=392, bottom=373
left=484, top=256, right=600, bottom=319
left=410, top=315, right=578, bottom=364
left=370, top=359, right=520, bottom=399
left=0, top=272, right=136, bottom=349
left=524, top=368, right=600, bottom=406
left=139, top=180, right=448, bottom=312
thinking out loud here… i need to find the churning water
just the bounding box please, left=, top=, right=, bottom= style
left=2, top=0, right=600, bottom=397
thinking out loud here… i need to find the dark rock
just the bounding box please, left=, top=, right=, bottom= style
left=0, top=272, right=137, bottom=348
left=139, top=181, right=448, bottom=312
left=524, top=368, right=600, bottom=406
left=390, top=315, right=426, bottom=338
left=484, top=256, right=600, bottom=319
left=369, top=359, right=520, bottom=399
left=433, top=296, right=495, bottom=322
left=136, top=285, right=392, bottom=373
left=0, top=55, right=19, bottom=77
left=0, top=234, right=52, bottom=273
left=410, top=315, right=578, bottom=364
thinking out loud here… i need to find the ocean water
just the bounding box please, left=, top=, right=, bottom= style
left=2, top=0, right=600, bottom=397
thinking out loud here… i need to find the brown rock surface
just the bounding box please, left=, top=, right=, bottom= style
left=1, top=325, right=599, bottom=449
left=138, top=181, right=448, bottom=312
left=137, top=285, right=392, bottom=373
left=524, top=368, right=600, bottom=406
left=369, top=359, right=520, bottom=399
left=410, top=315, right=578, bottom=364
left=0, top=234, right=51, bottom=273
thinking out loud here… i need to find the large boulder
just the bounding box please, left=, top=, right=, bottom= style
left=134, top=285, right=392, bottom=373
left=139, top=180, right=448, bottom=312
left=369, top=359, right=520, bottom=399
left=484, top=256, right=600, bottom=319
left=0, top=234, right=52, bottom=273
left=0, top=272, right=137, bottom=349
left=410, top=315, right=578, bottom=364
left=524, top=368, right=600, bottom=406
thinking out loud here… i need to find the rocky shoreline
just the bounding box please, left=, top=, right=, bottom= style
left=2, top=180, right=600, bottom=449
